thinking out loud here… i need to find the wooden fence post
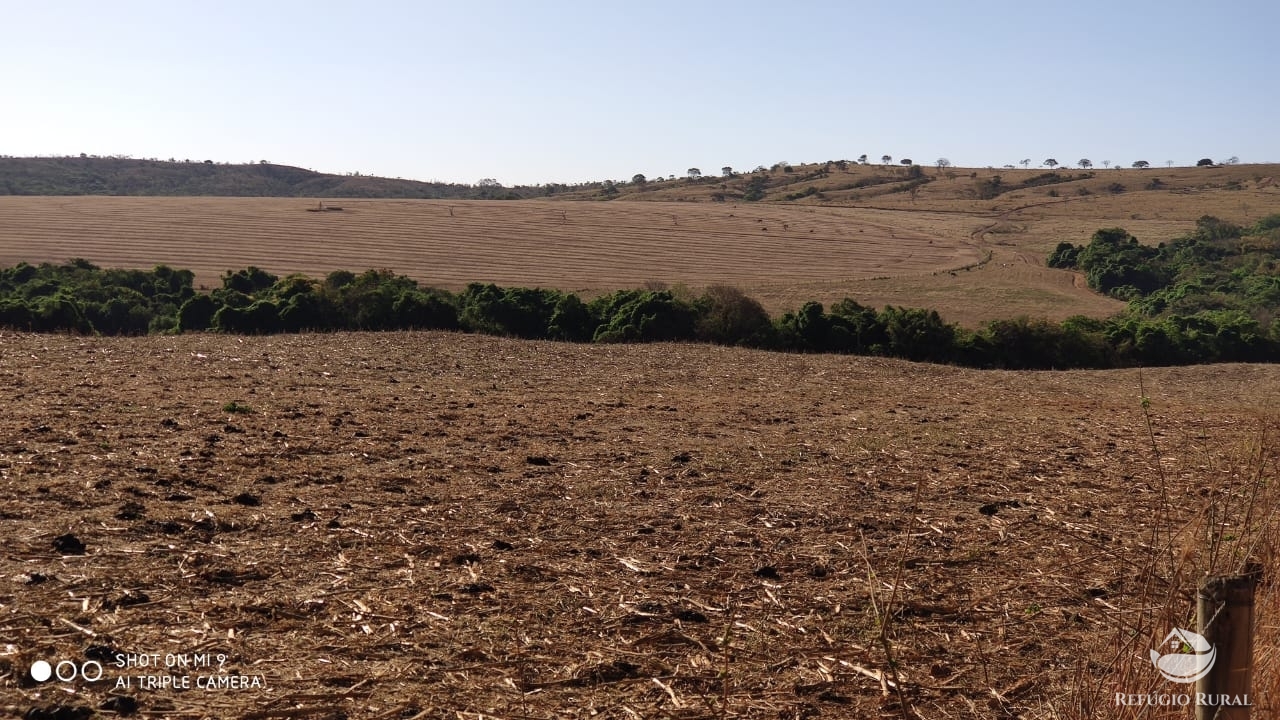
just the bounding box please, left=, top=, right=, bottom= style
left=1196, top=575, right=1256, bottom=719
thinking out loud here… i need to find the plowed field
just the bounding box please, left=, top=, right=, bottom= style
left=3, top=332, right=1277, bottom=718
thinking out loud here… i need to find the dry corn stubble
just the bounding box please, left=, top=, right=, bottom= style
left=1, top=332, right=1279, bottom=717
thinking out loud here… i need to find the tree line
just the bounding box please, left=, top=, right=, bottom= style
left=2, top=215, right=1279, bottom=368
left=1044, top=214, right=1280, bottom=364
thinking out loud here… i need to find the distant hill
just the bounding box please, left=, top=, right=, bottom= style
left=0, top=156, right=558, bottom=199
left=553, top=159, right=1280, bottom=208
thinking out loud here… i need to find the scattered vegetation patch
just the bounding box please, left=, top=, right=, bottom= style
left=978, top=172, right=1091, bottom=199
left=6, top=215, right=1280, bottom=369
left=741, top=175, right=769, bottom=202
left=1047, top=215, right=1280, bottom=363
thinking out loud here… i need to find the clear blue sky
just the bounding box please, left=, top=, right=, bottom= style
left=3, top=1, right=1276, bottom=186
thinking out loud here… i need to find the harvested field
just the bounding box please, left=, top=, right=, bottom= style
left=2, top=331, right=1278, bottom=718
left=0, top=196, right=977, bottom=295
left=3, top=163, right=1278, bottom=326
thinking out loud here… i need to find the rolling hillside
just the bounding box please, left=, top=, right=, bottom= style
left=0, top=156, right=547, bottom=199
left=0, top=157, right=1276, bottom=326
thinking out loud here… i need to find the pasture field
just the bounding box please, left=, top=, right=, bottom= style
left=2, top=331, right=1278, bottom=718
left=0, top=196, right=974, bottom=290
left=1, top=162, right=1277, bottom=325
left=0, top=195, right=1123, bottom=327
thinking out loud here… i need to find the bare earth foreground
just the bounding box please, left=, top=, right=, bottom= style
left=2, top=332, right=1278, bottom=718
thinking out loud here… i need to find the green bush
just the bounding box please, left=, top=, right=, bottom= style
left=1253, top=214, right=1280, bottom=234
left=774, top=301, right=829, bottom=351
left=213, top=300, right=280, bottom=334
left=459, top=283, right=562, bottom=338
left=828, top=299, right=888, bottom=354
left=742, top=176, right=768, bottom=202
left=880, top=306, right=955, bottom=362
left=975, top=175, right=1005, bottom=200
left=547, top=294, right=596, bottom=342
left=222, top=266, right=278, bottom=295
left=1077, top=228, right=1167, bottom=295
left=1046, top=242, right=1081, bottom=269
left=592, top=290, right=697, bottom=343
left=695, top=285, right=773, bottom=346
left=277, top=288, right=337, bottom=332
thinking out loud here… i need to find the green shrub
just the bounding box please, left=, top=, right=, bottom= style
left=1194, top=215, right=1243, bottom=241
left=221, top=266, right=278, bottom=295
left=880, top=306, right=955, bottom=362
left=1046, top=242, right=1081, bottom=269
left=975, top=175, right=1005, bottom=200
left=742, top=176, right=768, bottom=202
left=592, top=290, right=697, bottom=343
left=695, top=285, right=773, bottom=346
left=213, top=300, right=280, bottom=334
left=459, top=283, right=562, bottom=338
left=547, top=294, right=596, bottom=341
left=982, top=317, right=1071, bottom=369
left=828, top=299, right=888, bottom=354
left=1252, top=214, right=1280, bottom=234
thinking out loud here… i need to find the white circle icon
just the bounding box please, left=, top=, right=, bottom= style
left=30, top=660, right=52, bottom=682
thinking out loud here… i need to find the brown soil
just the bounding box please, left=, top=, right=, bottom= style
left=2, top=332, right=1276, bottom=718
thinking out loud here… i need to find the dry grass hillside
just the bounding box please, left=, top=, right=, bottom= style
left=0, top=162, right=1276, bottom=326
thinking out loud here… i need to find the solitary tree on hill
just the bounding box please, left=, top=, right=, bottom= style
left=1132, top=160, right=1150, bottom=169
left=1078, top=159, right=1092, bottom=169
left=687, top=168, right=702, bottom=180
left=857, top=154, right=868, bottom=164
left=632, top=173, right=647, bottom=185
left=900, top=158, right=913, bottom=166
left=1197, top=158, right=1215, bottom=167
left=722, top=166, right=733, bottom=177
left=1102, top=160, right=1111, bottom=169
left=935, top=158, right=952, bottom=171
left=1044, top=158, right=1059, bottom=169
left=881, top=155, right=892, bottom=166
left=1020, top=159, right=1031, bottom=170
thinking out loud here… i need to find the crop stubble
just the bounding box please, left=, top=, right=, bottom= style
left=0, top=197, right=977, bottom=293
left=2, top=332, right=1277, bottom=717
